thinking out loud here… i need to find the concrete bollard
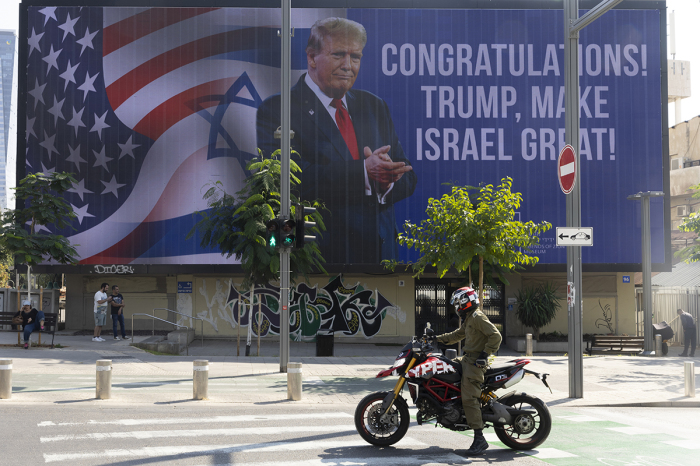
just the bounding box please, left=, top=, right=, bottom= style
left=96, top=360, right=112, bottom=400
left=655, top=334, right=663, bottom=357
left=526, top=333, right=533, bottom=357
left=193, top=360, right=209, bottom=400
left=287, top=362, right=302, bottom=401
left=685, top=361, right=696, bottom=397
left=0, top=359, right=12, bottom=399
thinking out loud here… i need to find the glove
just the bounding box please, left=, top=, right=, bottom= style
left=475, top=351, right=489, bottom=368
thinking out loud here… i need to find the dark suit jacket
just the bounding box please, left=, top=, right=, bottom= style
left=256, top=75, right=417, bottom=264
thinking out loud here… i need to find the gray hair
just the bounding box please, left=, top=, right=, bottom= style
left=306, top=17, right=367, bottom=55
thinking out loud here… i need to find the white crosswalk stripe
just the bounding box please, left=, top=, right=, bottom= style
left=38, top=412, right=352, bottom=427
left=38, top=411, right=462, bottom=465
left=189, top=457, right=469, bottom=466
left=43, top=439, right=425, bottom=463
left=40, top=424, right=358, bottom=442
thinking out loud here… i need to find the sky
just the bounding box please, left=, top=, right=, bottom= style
left=0, top=0, right=698, bottom=196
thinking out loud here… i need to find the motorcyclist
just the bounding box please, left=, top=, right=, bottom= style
left=435, top=286, right=502, bottom=456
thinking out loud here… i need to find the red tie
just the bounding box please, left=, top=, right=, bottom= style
left=331, top=99, right=359, bottom=160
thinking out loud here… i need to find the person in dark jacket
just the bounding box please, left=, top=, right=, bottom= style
left=435, top=287, right=502, bottom=456
left=677, top=308, right=696, bottom=357
left=14, top=300, right=45, bottom=350
left=256, top=17, right=417, bottom=264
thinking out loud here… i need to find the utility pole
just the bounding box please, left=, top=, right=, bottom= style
left=627, top=191, right=664, bottom=355
left=564, top=0, right=623, bottom=398
left=279, top=0, right=292, bottom=373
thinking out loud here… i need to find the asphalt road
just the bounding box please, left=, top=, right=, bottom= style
left=2, top=403, right=697, bottom=466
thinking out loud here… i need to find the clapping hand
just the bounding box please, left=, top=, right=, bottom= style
left=364, top=146, right=413, bottom=191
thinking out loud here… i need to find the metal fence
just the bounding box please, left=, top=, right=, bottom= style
left=637, top=287, right=700, bottom=344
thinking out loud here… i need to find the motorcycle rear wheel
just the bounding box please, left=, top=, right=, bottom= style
left=494, top=393, right=551, bottom=450
left=354, top=391, right=410, bottom=446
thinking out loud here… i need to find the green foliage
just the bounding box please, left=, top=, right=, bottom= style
left=0, top=245, right=12, bottom=287
left=515, top=282, right=561, bottom=340
left=676, top=183, right=700, bottom=263
left=0, top=172, right=79, bottom=266
left=188, top=150, right=326, bottom=290
left=385, top=177, right=551, bottom=299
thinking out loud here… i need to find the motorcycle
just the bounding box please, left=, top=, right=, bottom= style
left=354, top=325, right=553, bottom=450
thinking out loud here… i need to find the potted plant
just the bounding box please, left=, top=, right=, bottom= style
left=515, top=282, right=561, bottom=341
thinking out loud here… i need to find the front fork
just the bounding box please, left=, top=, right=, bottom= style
left=380, top=357, right=417, bottom=421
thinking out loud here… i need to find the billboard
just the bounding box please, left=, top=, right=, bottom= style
left=19, top=3, right=668, bottom=269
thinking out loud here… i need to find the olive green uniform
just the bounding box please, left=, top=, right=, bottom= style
left=437, top=306, right=502, bottom=430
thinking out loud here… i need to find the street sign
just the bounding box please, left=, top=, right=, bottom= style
left=558, top=144, right=576, bottom=194
left=556, top=227, right=593, bottom=246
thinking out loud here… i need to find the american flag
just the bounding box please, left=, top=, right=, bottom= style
left=25, top=6, right=334, bottom=264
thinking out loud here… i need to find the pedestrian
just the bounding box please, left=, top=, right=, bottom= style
left=14, top=300, right=45, bottom=349
left=110, top=285, right=129, bottom=341
left=677, top=308, right=696, bottom=357
left=434, top=287, right=502, bottom=456
left=93, top=283, right=112, bottom=342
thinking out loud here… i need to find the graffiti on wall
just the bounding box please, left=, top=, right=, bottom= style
left=93, top=265, right=134, bottom=274
left=192, top=275, right=405, bottom=340
left=595, top=299, right=615, bottom=334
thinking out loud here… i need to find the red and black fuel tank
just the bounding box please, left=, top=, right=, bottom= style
left=406, top=355, right=462, bottom=383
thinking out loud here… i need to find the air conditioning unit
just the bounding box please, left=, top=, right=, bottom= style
left=672, top=158, right=681, bottom=170
left=677, top=205, right=688, bottom=217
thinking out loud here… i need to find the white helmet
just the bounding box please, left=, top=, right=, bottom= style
left=450, top=287, right=479, bottom=312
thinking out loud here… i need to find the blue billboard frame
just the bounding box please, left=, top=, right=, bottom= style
left=17, top=0, right=670, bottom=275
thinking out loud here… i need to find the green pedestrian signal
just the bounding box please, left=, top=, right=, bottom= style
left=281, top=219, right=296, bottom=248
left=266, top=219, right=281, bottom=250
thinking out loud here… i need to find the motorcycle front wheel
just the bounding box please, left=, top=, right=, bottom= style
left=354, top=391, right=410, bottom=446
left=494, top=393, right=552, bottom=450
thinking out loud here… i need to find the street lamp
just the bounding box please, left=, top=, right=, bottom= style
left=627, top=191, right=665, bottom=355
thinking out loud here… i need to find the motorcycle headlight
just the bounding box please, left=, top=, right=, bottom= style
left=392, top=357, right=407, bottom=369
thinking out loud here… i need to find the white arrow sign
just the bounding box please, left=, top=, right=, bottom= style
left=556, top=227, right=593, bottom=246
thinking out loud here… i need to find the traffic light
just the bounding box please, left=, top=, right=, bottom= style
left=294, top=204, right=318, bottom=249
left=266, top=218, right=281, bottom=250
left=267, top=217, right=297, bottom=250
left=281, top=218, right=296, bottom=248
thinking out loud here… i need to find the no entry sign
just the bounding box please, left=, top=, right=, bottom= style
left=558, top=145, right=576, bottom=194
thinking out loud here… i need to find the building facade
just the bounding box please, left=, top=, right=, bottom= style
left=19, top=1, right=670, bottom=348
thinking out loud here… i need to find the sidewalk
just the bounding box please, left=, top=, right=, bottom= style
left=1, top=331, right=698, bottom=407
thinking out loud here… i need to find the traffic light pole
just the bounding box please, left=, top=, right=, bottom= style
left=564, top=0, right=623, bottom=398
left=279, top=0, right=292, bottom=373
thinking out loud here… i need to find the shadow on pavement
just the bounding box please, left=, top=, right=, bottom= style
left=54, top=398, right=96, bottom=404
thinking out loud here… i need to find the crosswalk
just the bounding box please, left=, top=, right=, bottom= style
left=36, top=410, right=473, bottom=465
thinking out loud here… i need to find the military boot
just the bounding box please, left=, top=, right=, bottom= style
left=464, top=429, right=489, bottom=456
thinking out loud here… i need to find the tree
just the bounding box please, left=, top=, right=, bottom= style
left=0, top=172, right=79, bottom=299
left=515, top=282, right=561, bottom=340
left=385, top=177, right=551, bottom=301
left=676, top=183, right=700, bottom=263
left=0, top=245, right=12, bottom=288
left=188, top=150, right=326, bottom=354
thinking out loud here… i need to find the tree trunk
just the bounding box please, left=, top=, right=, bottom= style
left=533, top=327, right=540, bottom=341
left=256, top=284, right=261, bottom=356
left=27, top=265, right=31, bottom=306
left=247, top=285, right=254, bottom=352
left=478, top=255, right=484, bottom=304
left=237, top=292, right=241, bottom=357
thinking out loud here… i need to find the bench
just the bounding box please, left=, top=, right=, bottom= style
left=586, top=335, right=644, bottom=355
left=0, top=312, right=58, bottom=348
